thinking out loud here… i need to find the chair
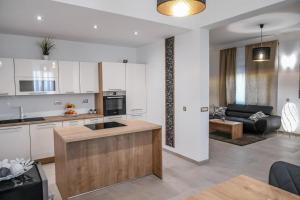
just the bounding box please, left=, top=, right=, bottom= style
left=269, top=161, right=300, bottom=196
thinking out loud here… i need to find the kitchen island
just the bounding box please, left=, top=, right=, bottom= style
left=54, top=120, right=162, bottom=200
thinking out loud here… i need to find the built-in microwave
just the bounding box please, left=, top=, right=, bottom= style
left=103, top=91, right=126, bottom=116
left=15, top=77, right=58, bottom=95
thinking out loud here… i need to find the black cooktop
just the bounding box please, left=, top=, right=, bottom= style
left=0, top=117, right=45, bottom=124
left=85, top=122, right=126, bottom=130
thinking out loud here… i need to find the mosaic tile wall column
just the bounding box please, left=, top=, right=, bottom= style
left=165, top=37, right=175, bottom=147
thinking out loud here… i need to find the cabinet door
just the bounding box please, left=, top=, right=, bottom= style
left=127, top=114, right=146, bottom=120
left=63, top=120, right=85, bottom=127
left=102, top=62, right=126, bottom=91
left=0, top=58, right=15, bottom=96
left=14, top=59, right=58, bottom=78
left=126, top=64, right=147, bottom=115
left=0, top=125, right=30, bottom=160
left=104, top=115, right=127, bottom=123
left=30, top=122, right=62, bottom=160
left=84, top=118, right=104, bottom=125
left=79, top=62, right=99, bottom=93
left=58, top=61, right=80, bottom=94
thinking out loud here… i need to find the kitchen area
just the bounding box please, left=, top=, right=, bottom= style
left=0, top=58, right=149, bottom=162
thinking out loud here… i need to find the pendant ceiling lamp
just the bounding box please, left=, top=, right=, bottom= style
left=157, top=0, right=206, bottom=17
left=252, top=24, right=271, bottom=62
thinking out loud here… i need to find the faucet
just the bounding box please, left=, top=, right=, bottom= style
left=19, top=106, right=24, bottom=120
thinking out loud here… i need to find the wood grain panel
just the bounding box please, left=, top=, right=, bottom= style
left=186, top=175, right=300, bottom=200
left=95, top=63, right=103, bottom=115
left=65, top=131, right=155, bottom=198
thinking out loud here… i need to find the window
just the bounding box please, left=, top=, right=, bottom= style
left=236, top=47, right=246, bottom=104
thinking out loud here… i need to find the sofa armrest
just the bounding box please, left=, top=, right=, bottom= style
left=255, top=115, right=281, bottom=134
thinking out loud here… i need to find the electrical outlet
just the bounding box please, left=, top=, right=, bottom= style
left=82, top=99, right=89, bottom=104
left=183, top=106, right=187, bottom=112
left=54, top=101, right=62, bottom=105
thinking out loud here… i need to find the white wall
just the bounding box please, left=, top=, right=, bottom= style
left=0, top=33, right=137, bottom=119
left=137, top=29, right=209, bottom=162
left=277, top=37, right=300, bottom=134
left=0, top=33, right=137, bottom=62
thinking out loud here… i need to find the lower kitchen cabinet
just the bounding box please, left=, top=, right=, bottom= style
left=84, top=118, right=103, bottom=125
left=30, top=122, right=62, bottom=160
left=0, top=125, right=30, bottom=160
left=127, top=114, right=147, bottom=120
left=104, top=115, right=127, bottom=122
left=63, top=120, right=85, bottom=127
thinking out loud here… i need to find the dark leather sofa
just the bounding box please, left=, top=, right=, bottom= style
left=214, top=104, right=281, bottom=135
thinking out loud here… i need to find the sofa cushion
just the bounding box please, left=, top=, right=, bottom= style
left=227, top=104, right=273, bottom=115
left=226, top=111, right=253, bottom=118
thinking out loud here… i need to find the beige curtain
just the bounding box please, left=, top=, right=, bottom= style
left=219, top=48, right=236, bottom=106
left=245, top=40, right=278, bottom=113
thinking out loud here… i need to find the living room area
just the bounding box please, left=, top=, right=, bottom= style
left=208, top=1, right=300, bottom=146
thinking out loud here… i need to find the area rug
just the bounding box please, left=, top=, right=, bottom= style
left=209, top=131, right=276, bottom=146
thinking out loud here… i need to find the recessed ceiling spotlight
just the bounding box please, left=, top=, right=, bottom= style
left=93, top=25, right=98, bottom=29
left=134, top=31, right=139, bottom=36
left=36, top=15, right=43, bottom=21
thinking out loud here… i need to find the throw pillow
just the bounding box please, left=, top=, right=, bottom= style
left=249, top=111, right=268, bottom=122
left=213, top=106, right=227, bottom=117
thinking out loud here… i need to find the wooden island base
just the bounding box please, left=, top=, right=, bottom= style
left=54, top=120, right=162, bottom=200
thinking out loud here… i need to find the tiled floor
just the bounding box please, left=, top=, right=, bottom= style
left=43, top=134, right=300, bottom=200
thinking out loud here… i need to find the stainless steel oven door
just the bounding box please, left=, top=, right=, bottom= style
left=103, top=95, right=126, bottom=116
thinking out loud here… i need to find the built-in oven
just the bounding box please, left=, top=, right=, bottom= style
left=103, top=91, right=126, bottom=116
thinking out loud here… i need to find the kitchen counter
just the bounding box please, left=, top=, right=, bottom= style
left=0, top=113, right=103, bottom=128
left=54, top=120, right=162, bottom=200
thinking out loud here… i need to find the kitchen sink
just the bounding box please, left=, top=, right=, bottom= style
left=0, top=117, right=45, bottom=124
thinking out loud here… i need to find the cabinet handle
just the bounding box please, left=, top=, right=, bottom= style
left=0, top=127, right=22, bottom=131
left=131, top=109, right=144, bottom=111
left=37, top=123, right=58, bottom=128
left=65, top=91, right=75, bottom=94
left=86, top=91, right=96, bottom=93
left=108, top=89, right=122, bottom=91
left=0, top=93, right=9, bottom=96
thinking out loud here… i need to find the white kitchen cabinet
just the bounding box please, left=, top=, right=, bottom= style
left=63, top=120, right=85, bottom=127
left=127, top=114, right=146, bottom=121
left=14, top=59, right=58, bottom=78
left=84, top=118, right=103, bottom=125
left=30, top=122, right=62, bottom=160
left=79, top=62, right=99, bottom=93
left=102, top=62, right=126, bottom=91
left=0, top=58, right=15, bottom=96
left=58, top=61, right=80, bottom=94
left=126, top=64, right=147, bottom=115
left=0, top=125, right=30, bottom=160
left=104, top=115, right=127, bottom=123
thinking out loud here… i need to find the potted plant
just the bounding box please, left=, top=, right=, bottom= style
left=39, top=37, right=55, bottom=60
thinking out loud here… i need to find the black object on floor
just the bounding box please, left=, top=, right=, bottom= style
left=85, top=122, right=126, bottom=130
left=269, top=161, right=300, bottom=196
left=209, top=131, right=275, bottom=146
left=0, top=164, right=45, bottom=200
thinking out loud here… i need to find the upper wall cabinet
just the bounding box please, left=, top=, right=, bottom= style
left=126, top=64, right=147, bottom=115
left=79, top=62, right=99, bottom=93
left=14, top=59, right=58, bottom=77
left=58, top=61, right=80, bottom=94
left=14, top=59, right=59, bottom=95
left=0, top=58, right=15, bottom=96
left=102, top=62, right=126, bottom=91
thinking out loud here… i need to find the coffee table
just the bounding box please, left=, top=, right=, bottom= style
left=209, top=119, right=243, bottom=139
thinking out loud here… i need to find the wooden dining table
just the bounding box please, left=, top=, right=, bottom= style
left=186, top=175, right=300, bottom=200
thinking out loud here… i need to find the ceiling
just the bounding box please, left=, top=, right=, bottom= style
left=0, top=0, right=188, bottom=47
left=0, top=0, right=289, bottom=47
left=53, top=0, right=286, bottom=29
left=210, top=1, right=300, bottom=46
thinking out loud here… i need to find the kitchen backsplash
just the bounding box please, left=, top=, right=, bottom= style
left=0, top=94, right=95, bottom=120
